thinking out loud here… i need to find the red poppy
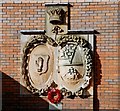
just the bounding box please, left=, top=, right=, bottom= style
left=48, top=88, right=62, bottom=104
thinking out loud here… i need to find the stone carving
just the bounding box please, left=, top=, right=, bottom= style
left=36, top=57, right=44, bottom=72
left=55, top=35, right=92, bottom=97
left=21, top=4, right=93, bottom=102
left=47, top=8, right=66, bottom=24
left=60, top=43, right=81, bottom=64
left=21, top=34, right=92, bottom=98
left=35, top=55, right=50, bottom=75
left=52, top=26, right=64, bottom=35
left=52, top=26, right=64, bottom=40
left=22, top=35, right=54, bottom=95
left=63, top=67, right=83, bottom=83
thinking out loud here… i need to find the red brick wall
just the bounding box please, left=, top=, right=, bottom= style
left=1, top=1, right=119, bottom=110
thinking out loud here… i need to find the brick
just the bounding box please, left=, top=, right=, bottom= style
left=1, top=1, right=119, bottom=110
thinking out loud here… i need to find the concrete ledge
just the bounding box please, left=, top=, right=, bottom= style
left=20, top=30, right=46, bottom=35
left=68, top=30, right=99, bottom=34
left=20, top=29, right=99, bottom=35
left=45, top=3, right=71, bottom=6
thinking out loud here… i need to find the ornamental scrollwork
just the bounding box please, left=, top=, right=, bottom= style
left=21, top=34, right=92, bottom=99
left=22, top=35, right=56, bottom=95
left=56, top=35, right=92, bottom=97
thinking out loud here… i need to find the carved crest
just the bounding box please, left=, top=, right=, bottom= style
left=22, top=35, right=54, bottom=95
left=47, top=8, right=66, bottom=24
left=21, top=34, right=92, bottom=97
left=21, top=4, right=93, bottom=103
left=56, top=35, right=92, bottom=96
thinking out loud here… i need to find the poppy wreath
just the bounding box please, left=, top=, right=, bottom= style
left=48, top=88, right=62, bottom=104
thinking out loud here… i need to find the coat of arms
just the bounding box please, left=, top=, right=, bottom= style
left=21, top=4, right=93, bottom=104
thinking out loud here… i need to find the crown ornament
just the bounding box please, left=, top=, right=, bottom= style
left=47, top=8, right=65, bottom=24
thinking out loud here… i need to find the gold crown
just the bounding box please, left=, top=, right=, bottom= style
left=47, top=8, right=65, bottom=24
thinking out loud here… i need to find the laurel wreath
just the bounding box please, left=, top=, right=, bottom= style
left=22, top=34, right=56, bottom=94
left=57, top=35, right=92, bottom=96
left=22, top=34, right=92, bottom=97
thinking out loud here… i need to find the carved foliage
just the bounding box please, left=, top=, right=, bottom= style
left=56, top=35, right=92, bottom=97
left=22, top=35, right=55, bottom=95
left=22, top=34, right=92, bottom=98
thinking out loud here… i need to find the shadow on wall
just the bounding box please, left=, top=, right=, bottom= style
left=2, top=72, right=49, bottom=111
left=1, top=33, right=102, bottom=111
left=93, top=35, right=102, bottom=111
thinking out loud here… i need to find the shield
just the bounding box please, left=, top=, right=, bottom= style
left=21, top=34, right=92, bottom=96
left=56, top=35, right=92, bottom=94
left=28, top=44, right=53, bottom=90
left=21, top=35, right=54, bottom=94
